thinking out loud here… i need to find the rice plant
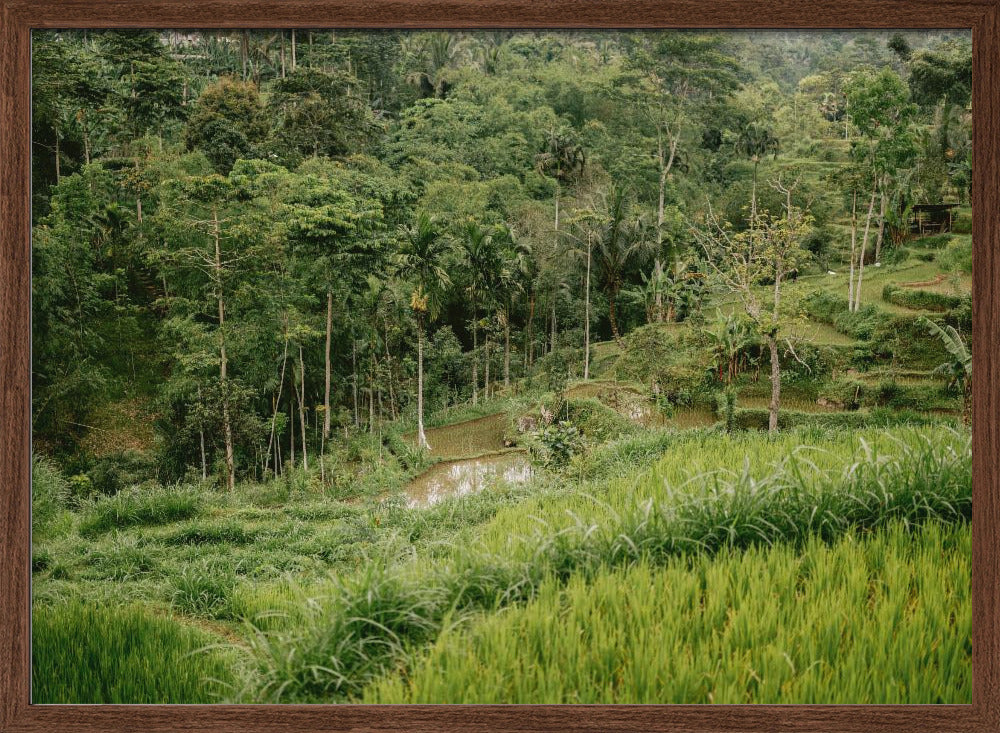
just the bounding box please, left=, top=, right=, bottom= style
left=365, top=521, right=970, bottom=704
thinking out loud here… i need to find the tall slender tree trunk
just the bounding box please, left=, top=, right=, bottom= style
left=854, top=189, right=877, bottom=312
left=416, top=322, right=430, bottom=450
left=213, top=208, right=236, bottom=492
left=54, top=134, right=61, bottom=183
left=584, top=236, right=592, bottom=379
left=383, top=316, right=397, bottom=419
left=323, top=290, right=333, bottom=439
left=525, top=292, right=536, bottom=366
left=750, top=159, right=760, bottom=227
left=266, top=327, right=289, bottom=475
left=197, top=384, right=207, bottom=481
left=240, top=30, right=249, bottom=80
left=550, top=301, right=557, bottom=354
left=484, top=333, right=491, bottom=398
left=609, top=288, right=623, bottom=345
left=503, top=306, right=511, bottom=389
left=280, top=31, right=287, bottom=78
left=848, top=191, right=858, bottom=309
left=471, top=298, right=478, bottom=405
left=289, top=397, right=295, bottom=467
left=656, top=133, right=678, bottom=323
left=767, top=332, right=781, bottom=433
left=298, top=343, right=308, bottom=471
left=351, top=336, right=359, bottom=427
left=875, top=179, right=888, bottom=263
left=291, top=29, right=297, bottom=70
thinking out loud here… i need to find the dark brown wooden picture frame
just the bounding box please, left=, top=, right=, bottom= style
left=2, top=1, right=998, bottom=731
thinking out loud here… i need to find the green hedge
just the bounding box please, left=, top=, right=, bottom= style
left=732, top=407, right=950, bottom=431
left=882, top=284, right=964, bottom=312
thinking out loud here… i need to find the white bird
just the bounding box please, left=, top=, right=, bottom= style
left=827, top=270, right=837, bottom=276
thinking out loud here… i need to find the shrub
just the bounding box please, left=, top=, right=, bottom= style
left=527, top=420, right=585, bottom=469
left=882, top=284, right=964, bottom=312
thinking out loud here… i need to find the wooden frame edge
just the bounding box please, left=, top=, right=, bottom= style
left=2, top=2, right=998, bottom=731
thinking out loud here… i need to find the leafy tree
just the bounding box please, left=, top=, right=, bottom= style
left=184, top=78, right=270, bottom=173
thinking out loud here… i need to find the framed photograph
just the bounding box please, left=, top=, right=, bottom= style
left=2, top=1, right=998, bottom=731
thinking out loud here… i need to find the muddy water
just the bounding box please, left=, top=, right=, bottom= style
left=405, top=451, right=533, bottom=507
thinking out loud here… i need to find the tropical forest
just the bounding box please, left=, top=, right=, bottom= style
left=30, top=29, right=973, bottom=703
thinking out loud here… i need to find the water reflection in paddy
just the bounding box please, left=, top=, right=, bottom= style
left=406, top=452, right=533, bottom=508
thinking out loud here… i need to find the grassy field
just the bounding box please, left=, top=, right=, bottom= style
left=366, top=521, right=970, bottom=704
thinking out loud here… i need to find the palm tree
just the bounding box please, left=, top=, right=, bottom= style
left=396, top=212, right=451, bottom=449
left=592, top=185, right=653, bottom=344
left=458, top=220, right=500, bottom=405
left=734, top=121, right=780, bottom=226
left=535, top=126, right=586, bottom=232
left=494, top=226, right=532, bottom=388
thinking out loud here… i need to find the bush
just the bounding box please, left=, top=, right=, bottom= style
left=78, top=485, right=202, bottom=537
left=882, top=284, right=964, bottom=312
left=938, top=236, right=972, bottom=274
left=566, top=397, right=637, bottom=442
left=527, top=420, right=585, bottom=469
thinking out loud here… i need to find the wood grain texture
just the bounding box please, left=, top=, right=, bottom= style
left=1, top=1, right=997, bottom=732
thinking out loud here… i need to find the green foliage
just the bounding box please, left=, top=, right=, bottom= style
left=882, top=284, right=965, bottom=312
left=527, top=420, right=585, bottom=469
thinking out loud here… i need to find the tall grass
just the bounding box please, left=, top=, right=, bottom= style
left=33, top=601, right=236, bottom=703
left=78, top=485, right=201, bottom=537
left=366, top=521, right=969, bottom=704
left=237, top=426, right=970, bottom=703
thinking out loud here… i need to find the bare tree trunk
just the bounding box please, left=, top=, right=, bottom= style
left=291, top=29, right=297, bottom=71
left=289, top=397, right=295, bottom=467
left=767, top=332, right=780, bottom=433
left=383, top=316, right=397, bottom=419
left=526, top=292, right=536, bottom=366
left=484, top=333, right=491, bottom=399
left=584, top=235, right=592, bottom=379
left=240, top=30, right=249, bottom=80
left=848, top=191, right=858, bottom=309
left=54, top=134, right=61, bottom=183
left=298, top=343, right=308, bottom=470
left=266, top=331, right=289, bottom=476
left=550, top=301, right=557, bottom=353
left=323, top=289, right=333, bottom=439
left=212, top=207, right=236, bottom=492
left=875, top=180, right=888, bottom=263
left=609, top=290, right=623, bottom=345
left=416, top=323, right=430, bottom=450
left=351, top=336, right=359, bottom=427
left=280, top=31, right=287, bottom=78
left=471, top=298, right=478, bottom=405
left=503, top=307, right=511, bottom=389
left=655, top=133, right=678, bottom=323
left=198, top=384, right=207, bottom=481
left=854, top=189, right=877, bottom=312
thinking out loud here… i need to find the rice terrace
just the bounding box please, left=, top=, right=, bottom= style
left=30, top=28, right=972, bottom=704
